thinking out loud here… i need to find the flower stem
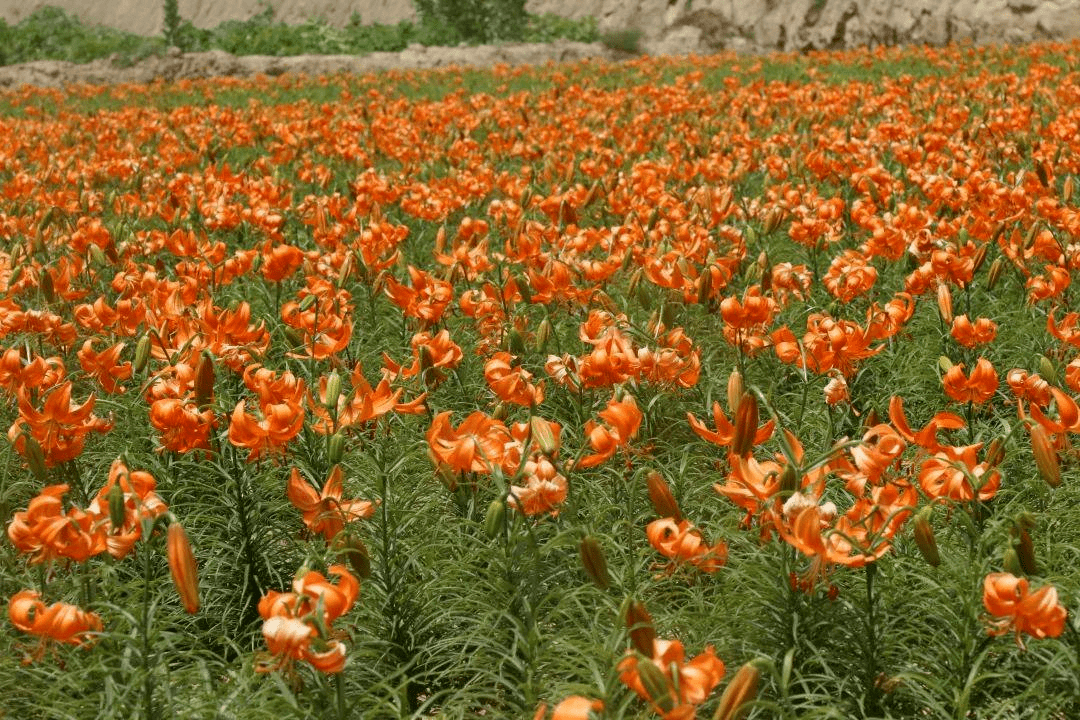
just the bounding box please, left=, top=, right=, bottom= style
left=864, top=561, right=880, bottom=715
left=141, top=533, right=156, bottom=720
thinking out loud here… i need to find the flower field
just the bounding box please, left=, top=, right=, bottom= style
left=2, top=40, right=1080, bottom=719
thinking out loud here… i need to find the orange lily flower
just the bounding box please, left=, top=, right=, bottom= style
left=256, top=564, right=359, bottom=675
left=618, top=638, right=725, bottom=719
left=645, top=518, right=727, bottom=574
left=983, top=572, right=1066, bottom=647
left=485, top=352, right=544, bottom=407
left=942, top=358, right=998, bottom=404
left=228, top=399, right=305, bottom=461
left=8, top=381, right=112, bottom=466
left=508, top=454, right=567, bottom=517
left=287, top=466, right=376, bottom=542
left=86, top=458, right=168, bottom=559
left=7, top=484, right=104, bottom=564
left=426, top=410, right=514, bottom=475
left=575, top=395, right=642, bottom=469
left=76, top=340, right=132, bottom=394
left=950, top=315, right=998, bottom=349
left=687, top=401, right=774, bottom=451
left=9, top=590, right=102, bottom=662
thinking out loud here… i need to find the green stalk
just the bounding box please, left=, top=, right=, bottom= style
left=864, top=562, right=880, bottom=715
left=140, top=528, right=156, bottom=720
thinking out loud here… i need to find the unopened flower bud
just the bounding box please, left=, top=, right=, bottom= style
left=623, top=600, right=656, bottom=657
left=635, top=657, right=674, bottom=712
left=579, top=536, right=609, bottom=590
left=333, top=533, right=371, bottom=579
left=936, top=284, right=953, bottom=325
left=535, top=317, right=552, bottom=351
left=1063, top=175, right=1074, bottom=204
left=1037, top=355, right=1057, bottom=385
left=133, top=334, right=151, bottom=374
left=87, top=244, right=107, bottom=266
left=492, top=402, right=510, bottom=422
left=727, top=370, right=744, bottom=416
left=971, top=243, right=989, bottom=274
left=913, top=507, right=940, bottom=568
left=484, top=499, right=506, bottom=539
left=646, top=470, right=681, bottom=521
left=732, top=392, right=759, bottom=457
left=194, top=351, right=215, bottom=411
left=22, top=434, right=47, bottom=482
left=1015, top=525, right=1037, bottom=576
left=779, top=464, right=799, bottom=496
left=323, top=371, right=343, bottom=411
left=985, top=437, right=1005, bottom=466
left=508, top=329, right=526, bottom=356
left=167, top=522, right=200, bottom=614
left=326, top=433, right=346, bottom=465
left=986, top=257, right=1006, bottom=291
left=763, top=207, right=784, bottom=235
left=107, top=483, right=126, bottom=531
left=696, top=268, right=712, bottom=305
left=298, top=294, right=318, bottom=312
left=714, top=661, right=761, bottom=720
left=938, top=355, right=954, bottom=373
left=529, top=416, right=559, bottom=455
left=1029, top=423, right=1060, bottom=488
left=1003, top=547, right=1023, bottom=576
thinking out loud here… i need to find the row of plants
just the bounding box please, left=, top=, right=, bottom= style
left=1, top=38, right=1079, bottom=719
left=0, top=4, right=601, bottom=68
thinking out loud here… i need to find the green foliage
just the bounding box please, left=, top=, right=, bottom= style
left=0, top=6, right=161, bottom=66
left=413, top=0, right=528, bottom=43
left=600, top=27, right=644, bottom=54
left=162, top=0, right=181, bottom=47
left=0, top=4, right=600, bottom=66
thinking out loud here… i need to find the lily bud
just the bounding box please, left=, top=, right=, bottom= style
left=133, top=334, right=151, bottom=374
left=986, top=257, right=1006, bottom=291
left=912, top=507, right=940, bottom=568
left=763, top=207, right=784, bottom=235
left=1064, top=175, right=1074, bottom=204
left=298, top=293, right=318, bottom=312
left=971, top=243, right=989, bottom=274
left=985, top=437, right=1005, bottom=466
left=635, top=657, right=675, bottom=712
left=535, top=317, right=552, bottom=351
left=87, top=244, right=107, bottom=266
left=727, top=370, right=744, bottom=416
left=508, top=328, right=526, bottom=356
left=326, top=433, right=346, bottom=465
left=696, top=267, right=712, bottom=305
left=22, top=434, right=47, bottom=482
left=714, top=661, right=761, bottom=720
left=1038, top=355, right=1057, bottom=385
left=194, top=351, right=215, bottom=411
left=938, top=355, right=954, bottom=373
left=1015, top=525, right=1037, bottom=576
left=323, top=371, right=343, bottom=411
left=624, top=600, right=656, bottom=657
left=40, top=271, right=55, bottom=303
left=167, top=522, right=200, bottom=614
left=1003, top=547, right=1023, bottom=576
left=778, top=464, right=799, bottom=496
left=335, top=252, right=353, bottom=289
left=333, top=533, right=371, bottom=578
left=646, top=470, right=681, bottom=521
left=492, top=402, right=510, bottom=422
left=732, top=392, right=759, bottom=457
left=529, top=416, right=559, bottom=456
left=1029, top=423, right=1060, bottom=488
left=936, top=284, right=953, bottom=325
left=107, top=483, right=126, bottom=531
left=579, top=536, right=610, bottom=590
left=484, top=499, right=506, bottom=539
